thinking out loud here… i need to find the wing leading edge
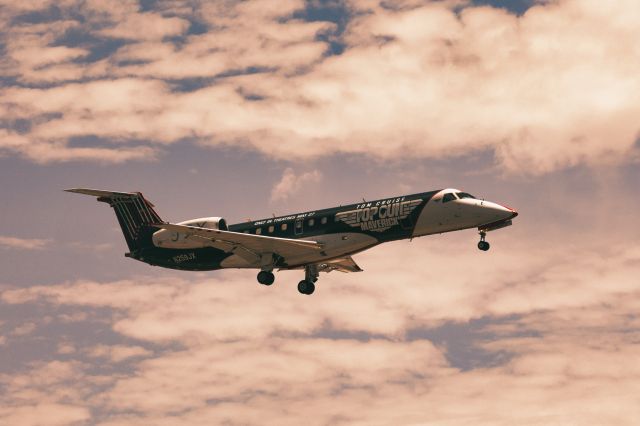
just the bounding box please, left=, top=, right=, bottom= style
left=155, top=223, right=324, bottom=264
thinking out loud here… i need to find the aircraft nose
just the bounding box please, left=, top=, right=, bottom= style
left=481, top=201, right=518, bottom=221
left=496, top=204, right=518, bottom=220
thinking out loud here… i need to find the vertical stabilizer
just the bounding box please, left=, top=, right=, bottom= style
left=65, top=188, right=164, bottom=252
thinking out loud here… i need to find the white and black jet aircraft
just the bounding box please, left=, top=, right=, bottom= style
left=67, top=188, right=518, bottom=295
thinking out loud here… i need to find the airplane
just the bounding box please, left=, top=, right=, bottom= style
left=66, top=188, right=518, bottom=295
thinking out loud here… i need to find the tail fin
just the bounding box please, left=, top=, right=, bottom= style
left=65, top=188, right=164, bottom=252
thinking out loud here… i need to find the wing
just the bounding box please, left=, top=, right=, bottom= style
left=315, top=256, right=363, bottom=273
left=155, top=223, right=323, bottom=263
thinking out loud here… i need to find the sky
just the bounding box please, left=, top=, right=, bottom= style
left=1, top=0, right=639, bottom=424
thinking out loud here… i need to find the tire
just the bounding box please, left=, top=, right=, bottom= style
left=477, top=241, right=490, bottom=251
left=298, top=280, right=315, bottom=295
left=258, top=271, right=275, bottom=285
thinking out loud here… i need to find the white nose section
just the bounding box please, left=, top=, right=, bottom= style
left=481, top=201, right=517, bottom=222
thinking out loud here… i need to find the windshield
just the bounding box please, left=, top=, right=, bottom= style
left=442, top=193, right=456, bottom=203
left=456, top=192, right=476, bottom=199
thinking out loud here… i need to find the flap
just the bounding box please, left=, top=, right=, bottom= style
left=315, top=256, right=363, bottom=273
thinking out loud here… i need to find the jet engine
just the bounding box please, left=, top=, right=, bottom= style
left=152, top=216, right=228, bottom=248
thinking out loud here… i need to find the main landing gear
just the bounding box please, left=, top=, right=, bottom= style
left=257, top=270, right=275, bottom=286
left=256, top=265, right=319, bottom=295
left=298, top=265, right=319, bottom=295
left=477, top=231, right=490, bottom=251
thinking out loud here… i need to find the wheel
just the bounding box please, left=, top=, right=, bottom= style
left=477, top=241, right=490, bottom=251
left=257, top=271, right=275, bottom=286
left=297, top=280, right=315, bottom=295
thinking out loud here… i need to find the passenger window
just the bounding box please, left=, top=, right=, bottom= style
left=256, top=227, right=262, bottom=235
left=321, top=217, right=327, bottom=225
left=281, top=223, right=288, bottom=231
left=442, top=193, right=456, bottom=203
left=268, top=225, right=274, bottom=233
left=308, top=218, right=315, bottom=226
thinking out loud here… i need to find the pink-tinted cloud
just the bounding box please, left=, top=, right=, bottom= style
left=86, top=344, right=152, bottom=363
left=97, top=12, right=189, bottom=41
left=2, top=233, right=640, bottom=425
left=270, top=168, right=323, bottom=202
left=0, top=235, right=50, bottom=250
left=1, top=0, right=638, bottom=172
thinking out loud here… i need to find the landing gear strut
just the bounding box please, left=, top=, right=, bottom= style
left=298, top=265, right=319, bottom=295
left=477, top=231, right=490, bottom=251
left=257, top=270, right=275, bottom=286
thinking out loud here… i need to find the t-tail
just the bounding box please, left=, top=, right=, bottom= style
left=64, top=188, right=164, bottom=254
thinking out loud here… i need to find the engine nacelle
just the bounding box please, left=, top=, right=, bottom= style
left=152, top=216, right=227, bottom=249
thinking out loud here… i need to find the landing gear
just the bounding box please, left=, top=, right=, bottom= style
left=298, top=265, right=319, bottom=295
left=298, top=280, right=315, bottom=295
left=257, top=270, right=275, bottom=286
left=478, top=241, right=490, bottom=251
left=477, top=231, right=490, bottom=251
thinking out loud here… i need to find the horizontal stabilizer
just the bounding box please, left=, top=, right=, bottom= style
left=65, top=188, right=163, bottom=251
left=64, top=188, right=157, bottom=207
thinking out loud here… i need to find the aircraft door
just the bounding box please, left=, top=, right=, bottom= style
left=294, top=218, right=304, bottom=235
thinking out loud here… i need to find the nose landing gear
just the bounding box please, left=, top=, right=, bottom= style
left=477, top=231, right=490, bottom=251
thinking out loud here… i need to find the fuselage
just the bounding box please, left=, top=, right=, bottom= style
left=134, top=188, right=517, bottom=271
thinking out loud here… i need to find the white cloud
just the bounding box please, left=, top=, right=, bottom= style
left=57, top=342, right=76, bottom=355
left=86, top=344, right=152, bottom=363
left=0, top=360, right=93, bottom=426
left=1, top=229, right=640, bottom=424
left=11, top=322, right=37, bottom=337
left=3, top=233, right=639, bottom=340
left=1, top=0, right=638, bottom=172
left=0, top=235, right=50, bottom=250
left=97, top=12, right=190, bottom=41
left=0, top=403, right=90, bottom=426
left=270, top=168, right=323, bottom=202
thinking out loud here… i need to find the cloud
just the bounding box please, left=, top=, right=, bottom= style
left=0, top=235, right=51, bottom=250
left=1, top=224, right=639, bottom=424
left=3, top=233, right=639, bottom=336
left=2, top=275, right=640, bottom=423
left=1, top=0, right=638, bottom=172
left=11, top=322, right=37, bottom=337
left=86, top=344, right=152, bottom=363
left=270, top=167, right=323, bottom=202
left=0, top=360, right=92, bottom=426
left=0, top=403, right=90, bottom=426
left=97, top=12, right=190, bottom=41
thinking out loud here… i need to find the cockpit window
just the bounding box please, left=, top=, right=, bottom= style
left=442, top=193, right=456, bottom=203
left=456, top=192, right=476, bottom=199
